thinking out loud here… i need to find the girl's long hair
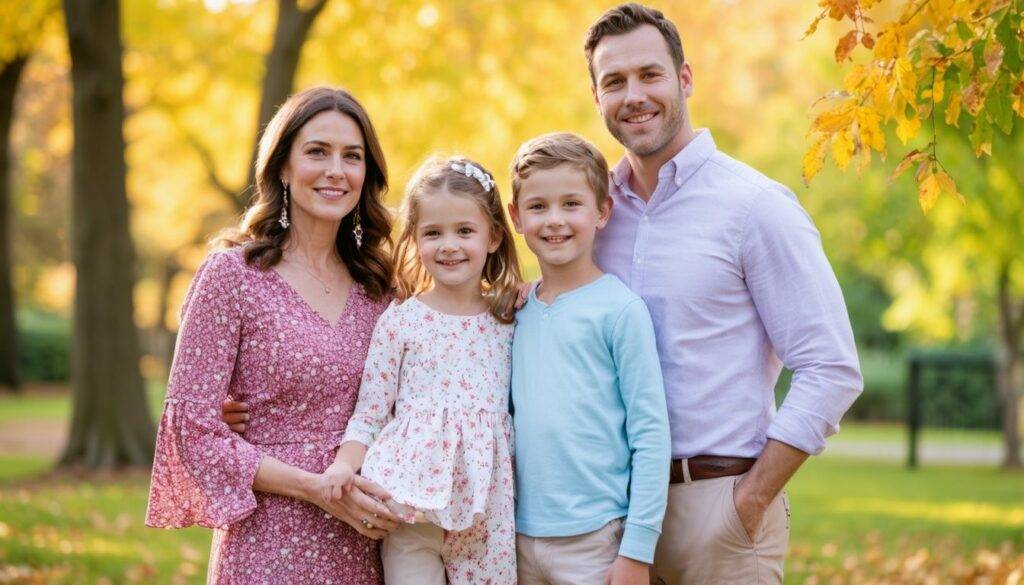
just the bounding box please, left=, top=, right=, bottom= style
left=393, top=156, right=522, bottom=323
left=216, top=86, right=393, bottom=300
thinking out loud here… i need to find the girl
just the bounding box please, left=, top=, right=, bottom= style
left=322, top=156, right=522, bottom=584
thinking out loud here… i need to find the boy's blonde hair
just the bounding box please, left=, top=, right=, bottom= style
left=510, top=132, right=610, bottom=205
left=393, top=155, right=523, bottom=323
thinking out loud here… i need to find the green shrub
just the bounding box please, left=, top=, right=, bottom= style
left=775, top=347, right=1001, bottom=429
left=16, top=310, right=70, bottom=382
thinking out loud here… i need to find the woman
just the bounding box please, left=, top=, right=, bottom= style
left=146, top=87, right=399, bottom=584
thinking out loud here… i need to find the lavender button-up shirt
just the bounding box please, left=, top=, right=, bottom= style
left=595, top=130, right=863, bottom=458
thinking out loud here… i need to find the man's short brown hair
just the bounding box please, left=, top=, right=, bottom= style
left=584, top=3, right=685, bottom=85
left=511, top=133, right=609, bottom=206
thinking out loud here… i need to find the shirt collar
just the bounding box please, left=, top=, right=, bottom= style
left=610, top=129, right=717, bottom=197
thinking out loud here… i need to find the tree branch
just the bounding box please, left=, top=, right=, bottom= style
left=182, top=130, right=245, bottom=211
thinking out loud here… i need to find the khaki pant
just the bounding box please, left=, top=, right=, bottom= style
left=381, top=518, right=517, bottom=585
left=516, top=518, right=625, bottom=585
left=382, top=522, right=447, bottom=584
left=651, top=473, right=790, bottom=585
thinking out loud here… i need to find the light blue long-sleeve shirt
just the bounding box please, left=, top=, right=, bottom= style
left=595, top=129, right=863, bottom=459
left=512, top=274, right=670, bottom=564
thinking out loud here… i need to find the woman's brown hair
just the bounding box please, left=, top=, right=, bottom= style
left=217, top=86, right=393, bottom=300
left=393, top=156, right=522, bottom=323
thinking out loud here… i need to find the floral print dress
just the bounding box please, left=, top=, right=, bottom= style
left=342, top=297, right=517, bottom=583
left=146, top=248, right=389, bottom=585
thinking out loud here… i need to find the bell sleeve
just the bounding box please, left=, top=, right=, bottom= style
left=145, top=251, right=265, bottom=529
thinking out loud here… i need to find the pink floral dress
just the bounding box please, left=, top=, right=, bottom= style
left=146, top=248, right=389, bottom=585
left=342, top=297, right=516, bottom=582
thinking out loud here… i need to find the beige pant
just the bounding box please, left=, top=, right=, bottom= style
left=516, top=518, right=625, bottom=585
left=651, top=473, right=790, bottom=585
left=381, top=518, right=517, bottom=585
left=382, top=522, right=447, bottom=585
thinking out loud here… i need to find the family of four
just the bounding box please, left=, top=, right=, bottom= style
left=145, top=4, right=863, bottom=584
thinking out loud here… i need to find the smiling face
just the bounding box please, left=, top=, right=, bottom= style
left=415, top=189, right=500, bottom=294
left=509, top=164, right=611, bottom=274
left=591, top=24, right=693, bottom=159
left=280, top=110, right=366, bottom=227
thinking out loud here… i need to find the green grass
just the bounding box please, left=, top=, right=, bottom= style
left=1, top=453, right=1021, bottom=583
left=0, top=456, right=210, bottom=584
left=0, top=380, right=167, bottom=424
left=784, top=456, right=1024, bottom=581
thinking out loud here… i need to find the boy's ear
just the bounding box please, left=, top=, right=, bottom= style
left=507, top=201, right=523, bottom=234
left=596, top=195, right=613, bottom=229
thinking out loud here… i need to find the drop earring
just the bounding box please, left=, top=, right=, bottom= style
left=352, top=206, right=363, bottom=249
left=279, top=183, right=290, bottom=229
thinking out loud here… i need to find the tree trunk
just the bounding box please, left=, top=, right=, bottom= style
left=0, top=55, right=29, bottom=392
left=997, top=258, right=1023, bottom=469
left=60, top=0, right=155, bottom=468
left=239, top=0, right=328, bottom=209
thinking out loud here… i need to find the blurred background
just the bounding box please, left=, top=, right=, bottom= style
left=0, top=0, right=1022, bottom=582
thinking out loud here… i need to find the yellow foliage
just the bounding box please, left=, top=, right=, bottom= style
left=803, top=0, right=1024, bottom=212
left=895, top=109, right=921, bottom=144
left=917, top=170, right=941, bottom=213
left=831, top=128, right=857, bottom=171
left=802, top=136, right=829, bottom=185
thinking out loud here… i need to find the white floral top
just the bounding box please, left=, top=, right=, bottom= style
left=342, top=297, right=515, bottom=532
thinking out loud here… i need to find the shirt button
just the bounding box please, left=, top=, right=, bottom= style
left=675, top=177, right=683, bottom=186
left=635, top=257, right=643, bottom=264
left=641, top=215, right=649, bottom=222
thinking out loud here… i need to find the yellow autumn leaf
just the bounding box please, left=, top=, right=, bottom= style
left=856, top=107, right=886, bottom=151
left=945, top=91, right=962, bottom=126
left=930, top=75, right=945, bottom=104
left=831, top=128, right=856, bottom=170
left=896, top=110, right=922, bottom=144
left=842, top=64, right=869, bottom=93
left=895, top=57, right=918, bottom=106
left=810, top=101, right=856, bottom=134
left=856, top=141, right=873, bottom=171
left=934, top=170, right=964, bottom=204
left=874, top=27, right=905, bottom=60
left=918, top=171, right=941, bottom=213
left=889, top=149, right=926, bottom=183
left=802, top=136, right=829, bottom=185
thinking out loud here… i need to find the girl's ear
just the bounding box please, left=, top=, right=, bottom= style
left=488, top=225, right=503, bottom=254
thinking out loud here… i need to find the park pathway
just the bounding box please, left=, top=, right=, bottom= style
left=824, top=437, right=1003, bottom=465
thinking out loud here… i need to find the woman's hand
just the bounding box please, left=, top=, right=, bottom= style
left=514, top=280, right=540, bottom=310
left=304, top=473, right=401, bottom=540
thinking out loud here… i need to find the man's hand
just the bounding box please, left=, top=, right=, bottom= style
left=604, top=556, right=649, bottom=585
left=732, top=439, right=808, bottom=541
left=732, top=476, right=770, bottom=541
left=221, top=399, right=249, bottom=433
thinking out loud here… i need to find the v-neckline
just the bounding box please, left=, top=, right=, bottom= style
left=269, top=267, right=358, bottom=328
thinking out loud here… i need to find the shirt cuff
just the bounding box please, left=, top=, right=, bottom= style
left=618, top=521, right=660, bottom=564
left=340, top=424, right=376, bottom=448
left=766, top=405, right=838, bottom=456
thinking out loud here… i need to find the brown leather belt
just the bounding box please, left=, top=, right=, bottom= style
left=670, top=456, right=756, bottom=484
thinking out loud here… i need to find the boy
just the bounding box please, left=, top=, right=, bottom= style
left=507, top=132, right=670, bottom=585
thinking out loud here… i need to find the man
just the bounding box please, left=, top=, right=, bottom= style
left=585, top=4, right=863, bottom=583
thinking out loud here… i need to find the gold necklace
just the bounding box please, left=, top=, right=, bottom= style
left=286, top=257, right=336, bottom=295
